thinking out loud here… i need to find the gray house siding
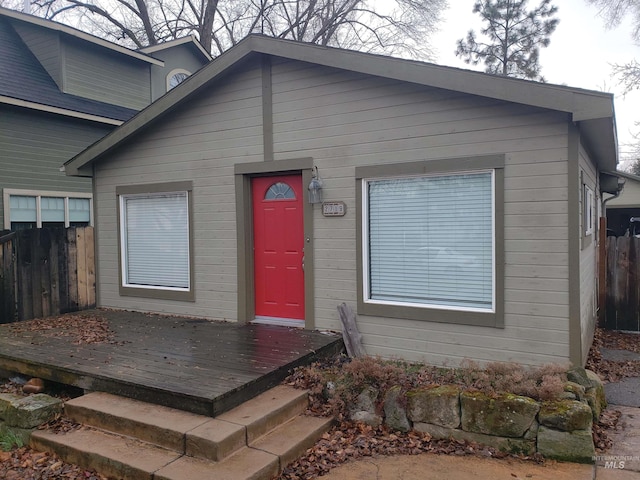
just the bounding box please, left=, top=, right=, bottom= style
left=0, top=105, right=110, bottom=226
left=578, top=140, right=598, bottom=365
left=12, top=22, right=62, bottom=88
left=270, top=58, right=571, bottom=366
left=63, top=39, right=151, bottom=110
left=149, top=45, right=209, bottom=101
left=93, top=62, right=263, bottom=316
left=92, top=57, right=574, bottom=367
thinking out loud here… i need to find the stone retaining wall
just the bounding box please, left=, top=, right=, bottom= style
left=349, top=367, right=606, bottom=464
left=0, top=393, right=62, bottom=446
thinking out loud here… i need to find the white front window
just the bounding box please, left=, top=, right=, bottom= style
left=120, top=191, right=190, bottom=290
left=363, top=171, right=495, bottom=312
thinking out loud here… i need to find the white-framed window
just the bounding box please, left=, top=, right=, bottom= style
left=119, top=189, right=191, bottom=292
left=3, top=189, right=92, bottom=230
left=362, top=170, right=495, bottom=313
left=584, top=184, right=594, bottom=236
left=166, top=68, right=191, bottom=91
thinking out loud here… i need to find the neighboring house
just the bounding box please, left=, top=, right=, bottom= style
left=0, top=6, right=210, bottom=230
left=64, top=35, right=618, bottom=368
left=605, top=171, right=640, bottom=236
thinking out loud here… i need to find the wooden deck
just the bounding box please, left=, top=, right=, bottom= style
left=0, top=310, right=343, bottom=416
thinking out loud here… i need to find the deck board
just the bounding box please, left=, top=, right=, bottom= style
left=0, top=310, right=343, bottom=416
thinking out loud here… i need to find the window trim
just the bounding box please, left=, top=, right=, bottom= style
left=355, top=155, right=505, bottom=328
left=3, top=188, right=93, bottom=229
left=116, top=181, right=195, bottom=302
left=584, top=184, right=594, bottom=237
left=166, top=68, right=191, bottom=91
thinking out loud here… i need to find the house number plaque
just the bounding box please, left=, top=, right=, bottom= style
left=322, top=201, right=346, bottom=217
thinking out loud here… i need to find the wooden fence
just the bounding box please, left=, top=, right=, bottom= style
left=0, top=231, right=16, bottom=323
left=605, top=236, right=640, bottom=331
left=0, top=227, right=95, bottom=322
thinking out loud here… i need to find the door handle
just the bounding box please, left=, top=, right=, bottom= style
left=302, top=255, right=305, bottom=271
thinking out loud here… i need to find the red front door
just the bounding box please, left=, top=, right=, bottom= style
left=252, top=175, right=305, bottom=321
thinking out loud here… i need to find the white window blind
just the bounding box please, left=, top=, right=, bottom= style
left=121, top=192, right=190, bottom=289
left=69, top=198, right=91, bottom=223
left=41, top=197, right=65, bottom=222
left=9, top=195, right=36, bottom=222
left=367, top=172, right=494, bottom=311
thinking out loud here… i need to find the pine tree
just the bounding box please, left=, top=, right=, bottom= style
left=456, top=0, right=559, bottom=81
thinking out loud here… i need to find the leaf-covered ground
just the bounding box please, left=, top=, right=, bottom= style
left=0, top=316, right=636, bottom=479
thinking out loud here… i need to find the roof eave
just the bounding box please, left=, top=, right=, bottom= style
left=140, top=35, right=212, bottom=62
left=1, top=95, right=125, bottom=125
left=579, top=116, right=619, bottom=171
left=64, top=35, right=618, bottom=176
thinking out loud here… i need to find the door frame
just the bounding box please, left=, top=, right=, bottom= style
left=234, top=157, right=315, bottom=329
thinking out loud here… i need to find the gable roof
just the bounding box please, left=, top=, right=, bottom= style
left=0, top=15, right=137, bottom=123
left=64, top=35, right=618, bottom=175
left=139, top=35, right=212, bottom=62
left=0, top=7, right=163, bottom=66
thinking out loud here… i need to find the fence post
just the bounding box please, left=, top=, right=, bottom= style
left=0, top=231, right=17, bottom=323
left=598, top=217, right=607, bottom=327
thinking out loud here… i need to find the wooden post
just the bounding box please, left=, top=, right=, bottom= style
left=598, top=217, right=607, bottom=327
left=337, top=302, right=365, bottom=358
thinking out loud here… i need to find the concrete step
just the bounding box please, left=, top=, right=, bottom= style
left=154, top=446, right=279, bottom=480
left=64, top=391, right=211, bottom=452
left=29, top=385, right=329, bottom=480
left=30, top=427, right=181, bottom=480
left=250, top=414, right=334, bottom=470
left=216, top=384, right=309, bottom=443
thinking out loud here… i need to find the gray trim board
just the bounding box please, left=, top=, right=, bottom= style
left=261, top=55, right=273, bottom=162
left=568, top=123, right=582, bottom=365
left=356, top=154, right=505, bottom=329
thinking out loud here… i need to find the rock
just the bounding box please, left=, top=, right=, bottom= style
left=415, top=422, right=536, bottom=455
left=351, top=410, right=383, bottom=427
left=563, top=382, right=585, bottom=401
left=22, top=378, right=45, bottom=394
left=585, top=387, right=604, bottom=421
left=0, top=422, right=32, bottom=447
left=567, top=367, right=603, bottom=391
left=0, top=394, right=23, bottom=419
left=383, top=386, right=410, bottom=432
left=460, top=391, right=539, bottom=438
left=566, top=369, right=606, bottom=421
left=0, top=394, right=62, bottom=429
left=354, top=387, right=378, bottom=413
left=523, top=420, right=539, bottom=441
left=537, top=426, right=595, bottom=463
left=585, top=370, right=607, bottom=415
left=538, top=400, right=593, bottom=432
left=407, top=385, right=461, bottom=429
left=350, top=387, right=382, bottom=427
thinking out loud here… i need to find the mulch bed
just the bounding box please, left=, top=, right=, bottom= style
left=0, top=313, right=636, bottom=480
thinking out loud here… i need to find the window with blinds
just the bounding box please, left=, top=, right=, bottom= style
left=120, top=191, right=190, bottom=290
left=364, top=171, right=494, bottom=312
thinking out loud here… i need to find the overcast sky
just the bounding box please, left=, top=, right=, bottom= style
left=429, top=0, right=640, bottom=167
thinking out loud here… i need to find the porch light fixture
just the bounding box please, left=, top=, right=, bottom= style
left=308, top=166, right=323, bottom=204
